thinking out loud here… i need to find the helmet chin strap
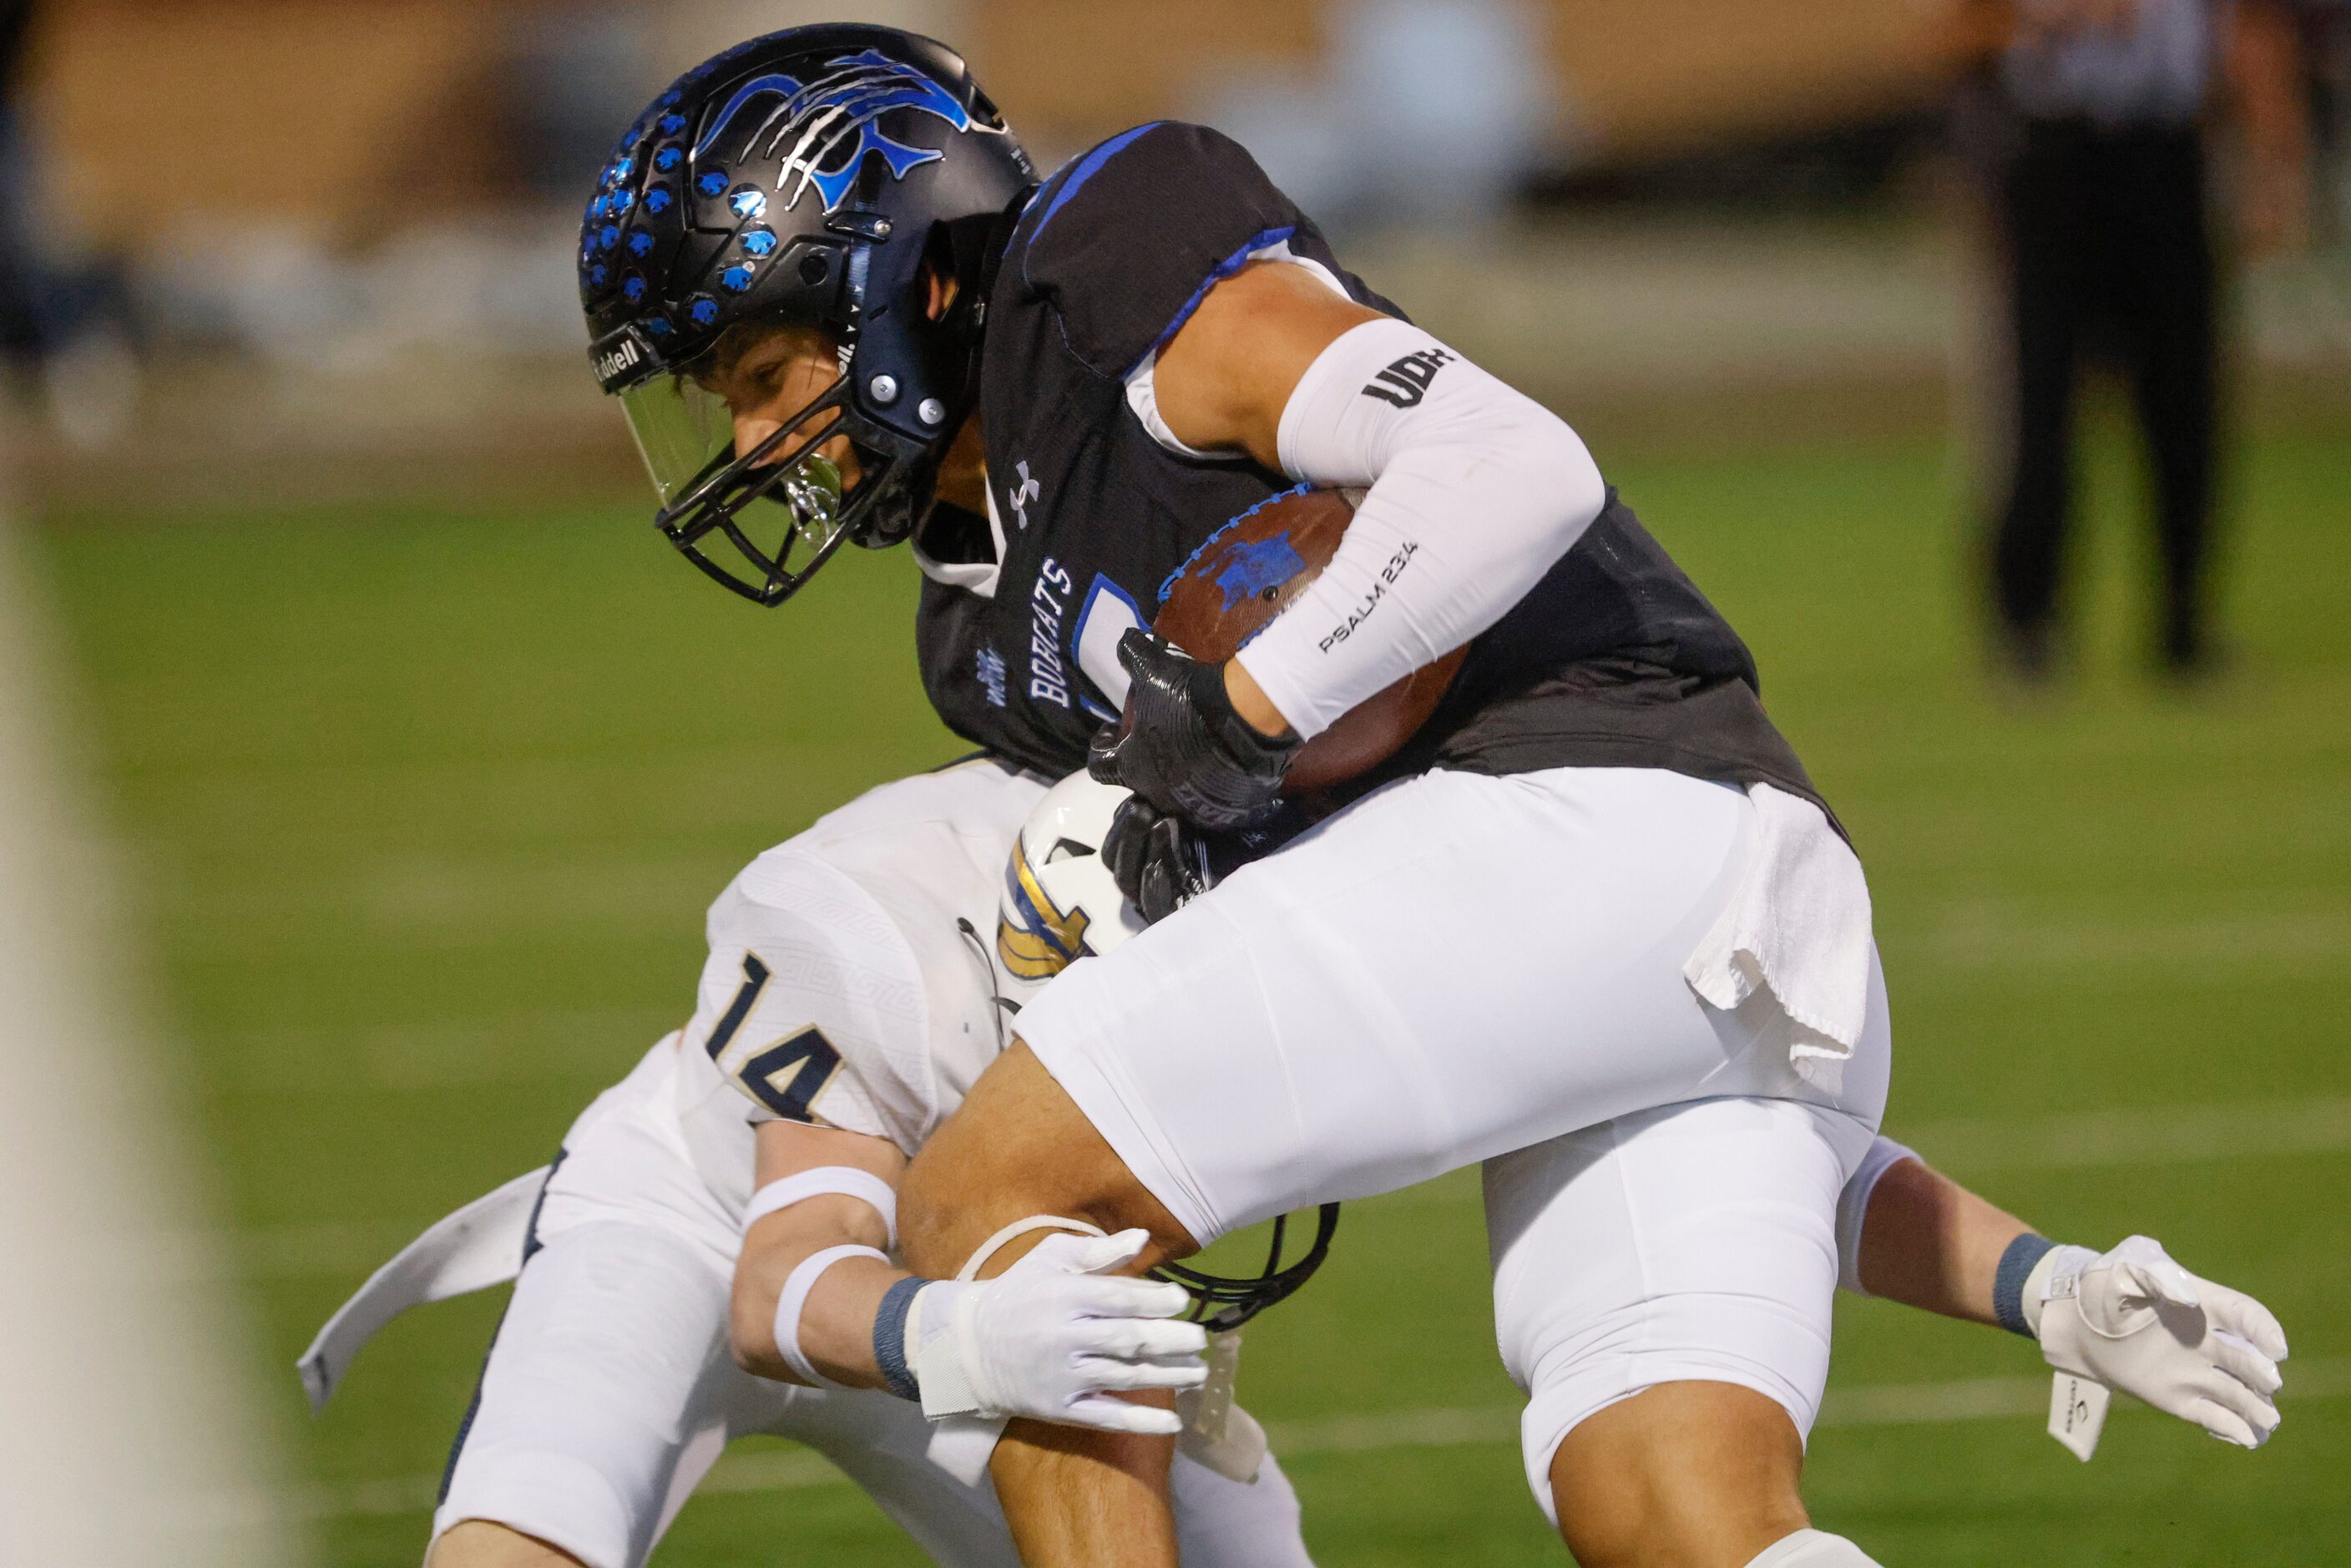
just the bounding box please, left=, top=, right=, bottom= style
left=954, top=1215, right=1110, bottom=1282
left=927, top=413, right=990, bottom=518
left=886, top=188, right=1026, bottom=531
left=653, top=371, right=938, bottom=603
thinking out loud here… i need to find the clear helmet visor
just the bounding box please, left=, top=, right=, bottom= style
left=618, top=372, right=734, bottom=509
left=618, top=372, right=849, bottom=598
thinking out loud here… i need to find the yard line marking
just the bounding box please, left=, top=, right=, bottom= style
left=204, top=1006, right=680, bottom=1092
left=1821, top=1353, right=2348, bottom=1427
left=1925, top=910, right=2351, bottom=972
left=1904, top=1097, right=2351, bottom=1173
left=695, top=1446, right=843, bottom=1495
left=1267, top=1355, right=2351, bottom=1454
left=316, top=1474, right=436, bottom=1519
left=1269, top=1404, right=1518, bottom=1454
left=1370, top=1098, right=2351, bottom=1216
left=299, top=1358, right=2349, bottom=1518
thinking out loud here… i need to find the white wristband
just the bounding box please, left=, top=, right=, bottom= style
left=772, top=1242, right=889, bottom=1388
left=744, top=1166, right=900, bottom=1249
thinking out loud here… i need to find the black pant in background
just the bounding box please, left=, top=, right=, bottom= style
left=1990, top=117, right=2220, bottom=668
left=0, top=2, right=41, bottom=366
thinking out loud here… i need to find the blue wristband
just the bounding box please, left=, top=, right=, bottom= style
left=1993, top=1232, right=2056, bottom=1338
left=872, top=1276, right=928, bottom=1402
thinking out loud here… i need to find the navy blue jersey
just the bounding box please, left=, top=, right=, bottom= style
left=913, top=123, right=1833, bottom=827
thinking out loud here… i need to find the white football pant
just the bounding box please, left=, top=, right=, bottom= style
left=1016, top=764, right=1891, bottom=1524
left=1486, top=1092, right=1883, bottom=1525
left=1019, top=766, right=1889, bottom=1239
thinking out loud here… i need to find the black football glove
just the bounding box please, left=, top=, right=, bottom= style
left=1100, top=797, right=1216, bottom=924
left=1087, top=630, right=1301, bottom=832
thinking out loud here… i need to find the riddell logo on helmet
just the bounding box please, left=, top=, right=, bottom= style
left=594, top=338, right=644, bottom=386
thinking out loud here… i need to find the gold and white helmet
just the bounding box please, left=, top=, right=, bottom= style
left=996, top=771, right=1147, bottom=983
left=995, top=769, right=1341, bottom=1333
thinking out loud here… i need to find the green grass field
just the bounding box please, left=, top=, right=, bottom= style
left=25, top=411, right=2350, bottom=1565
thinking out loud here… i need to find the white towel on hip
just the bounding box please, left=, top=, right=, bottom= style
left=1682, top=783, right=1873, bottom=1095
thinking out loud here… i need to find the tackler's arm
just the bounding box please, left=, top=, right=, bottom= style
left=729, top=1120, right=1208, bottom=1436
left=728, top=1117, right=908, bottom=1388
left=1838, top=1140, right=2289, bottom=1457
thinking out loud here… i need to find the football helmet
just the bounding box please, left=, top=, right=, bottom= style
left=996, top=771, right=1148, bottom=983
left=996, top=771, right=1338, bottom=1332
left=581, top=26, right=1033, bottom=604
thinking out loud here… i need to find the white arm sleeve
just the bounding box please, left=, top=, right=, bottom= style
left=1835, top=1137, right=1921, bottom=1297
left=1231, top=317, right=1607, bottom=740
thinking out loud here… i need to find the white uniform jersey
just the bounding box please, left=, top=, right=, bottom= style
left=672, top=757, right=1048, bottom=1216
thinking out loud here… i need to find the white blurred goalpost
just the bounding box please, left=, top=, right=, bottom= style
left=0, top=483, right=300, bottom=1565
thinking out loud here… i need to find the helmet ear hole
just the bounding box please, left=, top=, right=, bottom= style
left=920, top=221, right=958, bottom=324
left=1045, top=837, right=1094, bottom=863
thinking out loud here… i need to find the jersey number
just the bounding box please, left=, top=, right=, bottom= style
left=736, top=1027, right=842, bottom=1123
left=1072, top=574, right=1145, bottom=721
left=705, top=954, right=844, bottom=1124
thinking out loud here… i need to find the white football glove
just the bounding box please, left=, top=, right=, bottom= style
left=912, top=1228, right=1208, bottom=1436
left=2027, top=1235, right=2288, bottom=1451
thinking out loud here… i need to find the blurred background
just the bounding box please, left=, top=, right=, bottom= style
left=1, top=1, right=2345, bottom=1564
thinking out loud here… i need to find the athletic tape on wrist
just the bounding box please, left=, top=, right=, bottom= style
left=743, top=1166, right=899, bottom=1248
left=872, top=1275, right=928, bottom=1402
left=1994, top=1232, right=2057, bottom=1338
left=771, top=1243, right=889, bottom=1387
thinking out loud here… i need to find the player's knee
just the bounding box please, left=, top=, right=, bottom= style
left=1548, top=1382, right=1808, bottom=1568
left=428, top=1518, right=589, bottom=1568
left=896, top=1106, right=1039, bottom=1277
left=897, top=1128, right=1115, bottom=1278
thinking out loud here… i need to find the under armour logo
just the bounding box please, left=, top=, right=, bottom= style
left=1009, top=461, right=1041, bottom=531
left=1361, top=348, right=1456, bottom=409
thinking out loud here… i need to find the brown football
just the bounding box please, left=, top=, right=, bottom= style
left=1155, top=486, right=1467, bottom=792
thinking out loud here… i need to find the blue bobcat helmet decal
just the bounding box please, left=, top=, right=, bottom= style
left=582, top=26, right=1034, bottom=606
left=696, top=48, right=979, bottom=216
